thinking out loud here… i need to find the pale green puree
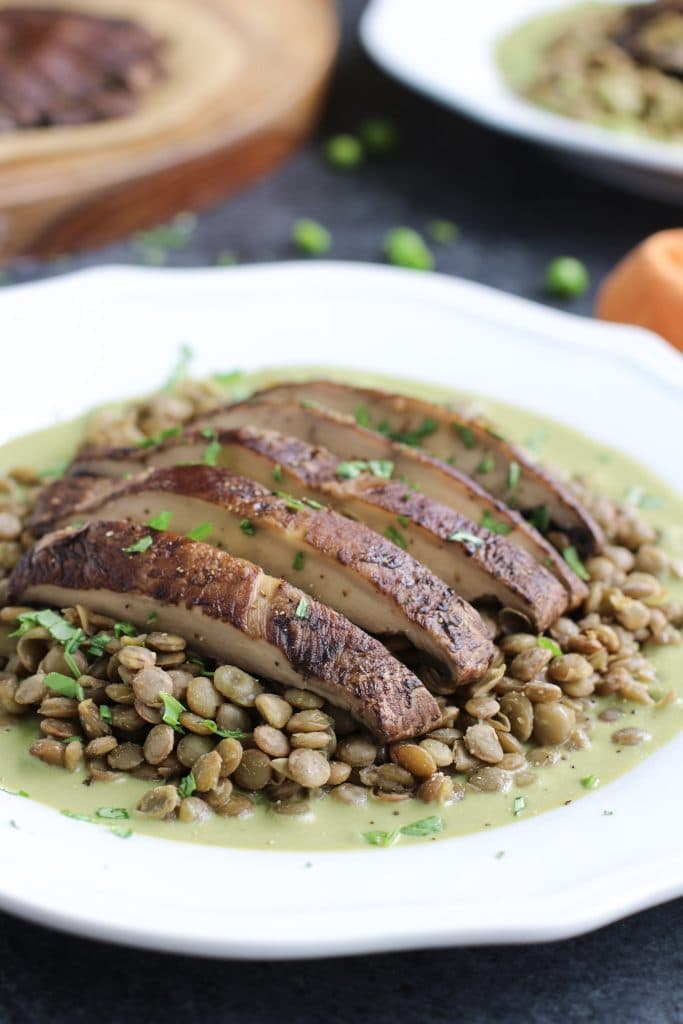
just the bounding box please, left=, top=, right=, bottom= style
left=1, top=367, right=681, bottom=851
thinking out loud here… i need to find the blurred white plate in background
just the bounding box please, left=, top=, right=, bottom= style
left=361, top=0, right=683, bottom=204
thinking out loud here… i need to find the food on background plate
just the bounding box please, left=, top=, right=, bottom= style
left=498, top=1, right=683, bottom=142
left=597, top=228, right=683, bottom=352
left=0, top=369, right=681, bottom=850
left=0, top=7, right=164, bottom=132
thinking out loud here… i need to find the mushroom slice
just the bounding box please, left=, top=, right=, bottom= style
left=8, top=522, right=441, bottom=742
left=197, top=397, right=587, bottom=608
left=30, top=465, right=494, bottom=688
left=70, top=428, right=569, bottom=632
left=247, top=380, right=604, bottom=555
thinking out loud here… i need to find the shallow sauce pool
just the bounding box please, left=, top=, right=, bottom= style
left=1, top=368, right=681, bottom=851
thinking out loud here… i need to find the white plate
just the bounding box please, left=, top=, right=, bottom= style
left=360, top=0, right=683, bottom=204
left=0, top=262, right=682, bottom=958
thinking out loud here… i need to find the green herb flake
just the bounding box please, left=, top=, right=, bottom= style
left=159, top=692, right=186, bottom=734
left=581, top=775, right=600, bottom=790
left=303, top=497, right=325, bottom=510
left=524, top=430, right=548, bottom=455
left=122, top=535, right=153, bottom=554
left=384, top=525, right=407, bottom=549
left=513, top=796, right=526, bottom=817
left=452, top=423, right=476, bottom=449
left=399, top=815, right=443, bottom=838
left=135, top=426, right=182, bottom=449
left=336, top=460, right=367, bottom=480
left=63, top=648, right=81, bottom=680
left=99, top=705, right=113, bottom=724
left=355, top=405, right=371, bottom=428
left=538, top=636, right=562, bottom=658
left=200, top=721, right=244, bottom=740
left=603, top=810, right=614, bottom=817
left=363, top=829, right=399, bottom=847
left=186, top=521, right=213, bottom=542
left=292, top=551, right=305, bottom=571
left=427, top=219, right=458, bottom=244
left=178, top=772, right=197, bottom=799
left=136, top=214, right=197, bottom=268
left=448, top=530, right=484, bottom=548
left=397, top=514, right=411, bottom=528
left=563, top=545, right=590, bottom=582
left=114, top=622, right=136, bottom=638
left=146, top=511, right=171, bottom=531
left=239, top=518, right=256, bottom=536
left=476, top=454, right=495, bottom=474
left=110, top=827, right=133, bottom=839
left=272, top=464, right=283, bottom=483
left=147, top=613, right=159, bottom=626
left=625, top=485, right=664, bottom=510
left=390, top=418, right=438, bottom=447
left=87, top=632, right=113, bottom=658
left=96, top=807, right=130, bottom=820
left=529, top=505, right=551, bottom=534
left=10, top=608, right=81, bottom=644
left=507, top=461, right=520, bottom=490
left=295, top=597, right=311, bottom=620
left=39, top=460, right=70, bottom=480
left=201, top=426, right=221, bottom=466
left=274, top=491, right=304, bottom=511
left=163, top=341, right=194, bottom=392
left=495, top=850, right=505, bottom=860
left=480, top=511, right=512, bottom=535
left=45, top=672, right=84, bottom=701
left=61, top=810, right=94, bottom=823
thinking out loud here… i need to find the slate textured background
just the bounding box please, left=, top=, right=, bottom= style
left=1, top=3, right=681, bottom=1022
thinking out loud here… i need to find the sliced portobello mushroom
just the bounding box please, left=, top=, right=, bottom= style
left=197, top=397, right=587, bottom=608
left=8, top=521, right=441, bottom=742
left=30, top=465, right=494, bottom=688
left=247, top=380, right=604, bottom=556
left=70, top=428, right=569, bottom=632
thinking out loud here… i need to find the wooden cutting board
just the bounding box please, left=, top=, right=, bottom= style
left=0, top=0, right=339, bottom=262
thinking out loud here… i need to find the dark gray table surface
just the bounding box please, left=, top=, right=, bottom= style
left=1, top=3, right=682, bottom=1022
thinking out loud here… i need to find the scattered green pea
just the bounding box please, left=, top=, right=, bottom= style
left=545, top=257, right=590, bottom=298
left=323, top=134, right=364, bottom=169
left=427, top=219, right=459, bottom=244
left=291, top=219, right=331, bottom=256
left=384, top=227, right=434, bottom=271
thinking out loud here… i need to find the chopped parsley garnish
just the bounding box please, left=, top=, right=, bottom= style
left=63, top=642, right=82, bottom=680
left=39, top=460, right=70, bottom=480
left=603, top=810, right=614, bottom=817
left=563, top=545, right=590, bottom=581
left=136, top=426, right=182, bottom=449
left=272, top=464, right=283, bottom=483
left=476, top=454, right=495, bottom=474
left=201, top=426, right=221, bottom=466
left=45, top=673, right=84, bottom=701
left=10, top=608, right=81, bottom=644
left=303, top=497, right=325, bottom=510
left=355, top=405, right=371, bottom=428
left=178, top=772, right=197, bottom=799
left=114, top=622, right=136, bottom=638
left=624, top=485, right=664, bottom=509
left=147, top=613, right=159, bottom=625
left=399, top=815, right=443, bottom=838
left=136, top=214, right=197, bottom=268
left=384, top=525, right=407, bottom=549
left=538, top=636, right=562, bottom=658
left=110, top=827, right=133, bottom=839
left=449, top=530, right=484, bottom=548
left=529, top=505, right=551, bottom=534
left=200, top=721, right=244, bottom=739
left=122, top=535, right=153, bottom=554
left=295, top=597, right=311, bottom=620
left=146, top=511, right=171, bottom=531
left=524, top=430, right=548, bottom=455
left=390, top=418, right=438, bottom=447
left=495, top=850, right=506, bottom=860
left=513, top=796, right=526, bottom=817
left=87, top=633, right=113, bottom=658
left=336, top=459, right=394, bottom=480
left=61, top=810, right=94, bottom=823
left=363, top=829, right=399, bottom=847
left=96, top=807, right=129, bottom=820
left=99, top=705, right=113, bottom=724
left=397, top=514, right=411, bottom=528
left=275, top=491, right=304, bottom=511
left=292, top=551, right=305, bottom=571
left=452, top=422, right=475, bottom=449
left=239, top=518, right=256, bottom=536
left=159, top=692, right=186, bottom=733
left=581, top=775, right=600, bottom=790
left=163, top=342, right=194, bottom=392
left=480, top=511, right=512, bottom=535
left=186, top=521, right=213, bottom=542
left=507, top=462, right=520, bottom=490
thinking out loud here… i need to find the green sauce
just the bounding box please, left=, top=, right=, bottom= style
left=1, top=367, right=681, bottom=852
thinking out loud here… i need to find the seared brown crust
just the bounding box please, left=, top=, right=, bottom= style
left=29, top=475, right=115, bottom=535
left=8, top=521, right=441, bottom=741
left=31, top=465, right=494, bottom=684
left=251, top=380, right=605, bottom=555
left=196, top=398, right=587, bottom=608
left=68, top=429, right=568, bottom=631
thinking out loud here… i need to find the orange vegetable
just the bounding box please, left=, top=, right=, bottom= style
left=596, top=229, right=683, bottom=353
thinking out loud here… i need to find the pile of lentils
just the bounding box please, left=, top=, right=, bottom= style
left=0, top=378, right=679, bottom=826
